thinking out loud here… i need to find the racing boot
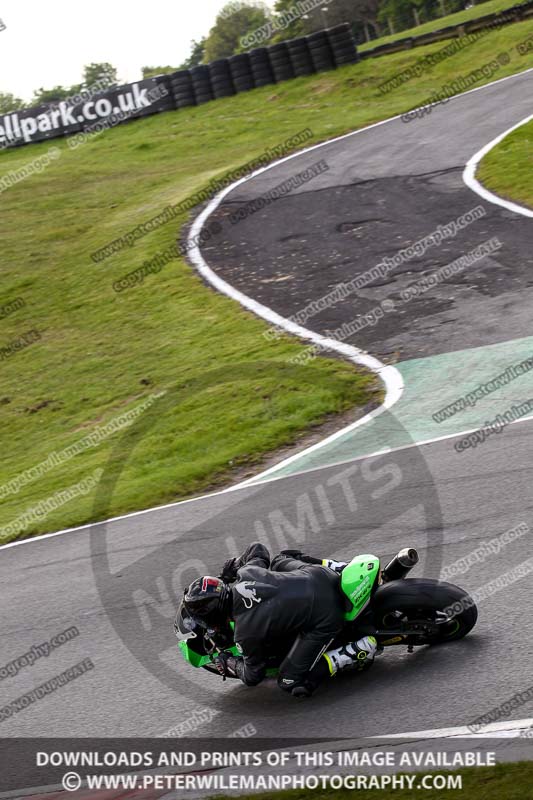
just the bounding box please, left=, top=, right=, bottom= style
left=323, top=635, right=378, bottom=675
left=278, top=549, right=348, bottom=574
left=321, top=558, right=348, bottom=574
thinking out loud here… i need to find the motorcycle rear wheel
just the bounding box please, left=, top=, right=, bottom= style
left=372, top=578, right=478, bottom=644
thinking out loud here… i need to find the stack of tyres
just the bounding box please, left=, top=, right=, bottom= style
left=306, top=30, right=335, bottom=72
left=169, top=70, right=196, bottom=108
left=286, top=37, right=315, bottom=76
left=267, top=42, right=295, bottom=82
left=249, top=48, right=276, bottom=87
left=208, top=59, right=236, bottom=99
left=326, top=23, right=358, bottom=66
left=229, top=53, right=254, bottom=92
left=190, top=65, right=214, bottom=105
left=149, top=75, right=175, bottom=115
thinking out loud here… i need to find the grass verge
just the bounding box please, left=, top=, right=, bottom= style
left=477, top=118, right=533, bottom=208
left=209, top=761, right=533, bottom=799
left=358, top=0, right=526, bottom=51
left=0, top=16, right=532, bottom=543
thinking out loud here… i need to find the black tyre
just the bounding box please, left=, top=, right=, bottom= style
left=170, top=76, right=193, bottom=87
left=269, top=53, right=291, bottom=67
left=254, top=76, right=276, bottom=87
left=251, top=64, right=275, bottom=85
left=329, top=38, right=356, bottom=53
left=327, top=29, right=353, bottom=39
left=272, top=68, right=294, bottom=82
left=190, top=66, right=210, bottom=79
left=175, top=96, right=196, bottom=108
left=287, top=38, right=309, bottom=52
left=212, top=85, right=235, bottom=98
left=172, top=90, right=196, bottom=103
left=229, top=53, right=250, bottom=66
left=293, top=65, right=315, bottom=76
left=268, top=42, right=290, bottom=55
left=233, top=77, right=255, bottom=92
left=194, top=93, right=213, bottom=105
left=171, top=83, right=193, bottom=95
left=311, top=58, right=335, bottom=72
left=373, top=578, right=478, bottom=644
left=194, top=84, right=213, bottom=102
left=169, top=69, right=192, bottom=82
left=308, top=40, right=335, bottom=71
left=209, top=58, right=230, bottom=69
left=331, top=44, right=358, bottom=57
left=209, top=60, right=232, bottom=81
left=230, top=67, right=252, bottom=80
left=334, top=56, right=358, bottom=67
left=307, top=31, right=330, bottom=46
left=211, top=75, right=234, bottom=87
left=249, top=47, right=271, bottom=65
left=270, top=57, right=293, bottom=72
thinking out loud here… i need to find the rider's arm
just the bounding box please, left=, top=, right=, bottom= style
left=221, top=542, right=270, bottom=581
left=235, top=638, right=267, bottom=686
left=239, top=542, right=270, bottom=569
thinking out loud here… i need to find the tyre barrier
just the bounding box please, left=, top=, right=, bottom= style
left=228, top=53, right=255, bottom=92
left=286, top=37, right=315, bottom=77
left=268, top=42, right=295, bottom=82
left=0, top=27, right=357, bottom=149
left=306, top=30, right=336, bottom=72
left=169, top=69, right=196, bottom=108
left=249, top=47, right=276, bottom=87
left=190, top=65, right=214, bottom=105
left=327, top=23, right=359, bottom=66
left=208, top=59, right=236, bottom=99
left=5, top=0, right=533, bottom=149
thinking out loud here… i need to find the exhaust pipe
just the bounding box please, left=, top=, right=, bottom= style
left=382, top=548, right=419, bottom=582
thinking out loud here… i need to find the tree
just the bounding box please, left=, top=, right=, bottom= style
left=273, top=0, right=382, bottom=43
left=378, top=0, right=441, bottom=32
left=179, top=38, right=206, bottom=68
left=351, top=0, right=383, bottom=41
left=204, top=2, right=271, bottom=60
left=83, top=62, right=118, bottom=89
left=31, top=85, right=72, bottom=105
left=272, top=0, right=307, bottom=39
left=0, top=92, right=24, bottom=114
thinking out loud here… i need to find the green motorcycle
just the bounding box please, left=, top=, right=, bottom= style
left=174, top=548, right=478, bottom=677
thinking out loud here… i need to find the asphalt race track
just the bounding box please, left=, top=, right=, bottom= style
left=1, top=71, right=532, bottom=748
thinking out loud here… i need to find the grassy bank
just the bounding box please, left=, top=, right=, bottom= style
left=0, top=16, right=531, bottom=543
left=359, top=0, right=526, bottom=51
left=477, top=118, right=533, bottom=208
left=210, top=761, right=533, bottom=800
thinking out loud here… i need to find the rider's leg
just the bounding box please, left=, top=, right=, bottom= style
left=277, top=567, right=346, bottom=696
left=322, top=636, right=378, bottom=676
left=277, top=628, right=340, bottom=696
left=272, top=550, right=348, bottom=574
left=321, top=557, right=349, bottom=574
left=286, top=635, right=378, bottom=697
left=270, top=552, right=316, bottom=572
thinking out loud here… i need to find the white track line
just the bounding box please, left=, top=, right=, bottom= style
left=382, top=718, right=533, bottom=738
left=463, top=113, right=533, bottom=217
left=2, top=69, right=532, bottom=553
left=229, top=412, right=533, bottom=487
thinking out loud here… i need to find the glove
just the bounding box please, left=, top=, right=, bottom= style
left=213, top=651, right=243, bottom=681
left=220, top=558, right=239, bottom=583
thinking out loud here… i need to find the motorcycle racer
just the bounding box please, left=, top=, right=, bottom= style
left=181, top=542, right=377, bottom=697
